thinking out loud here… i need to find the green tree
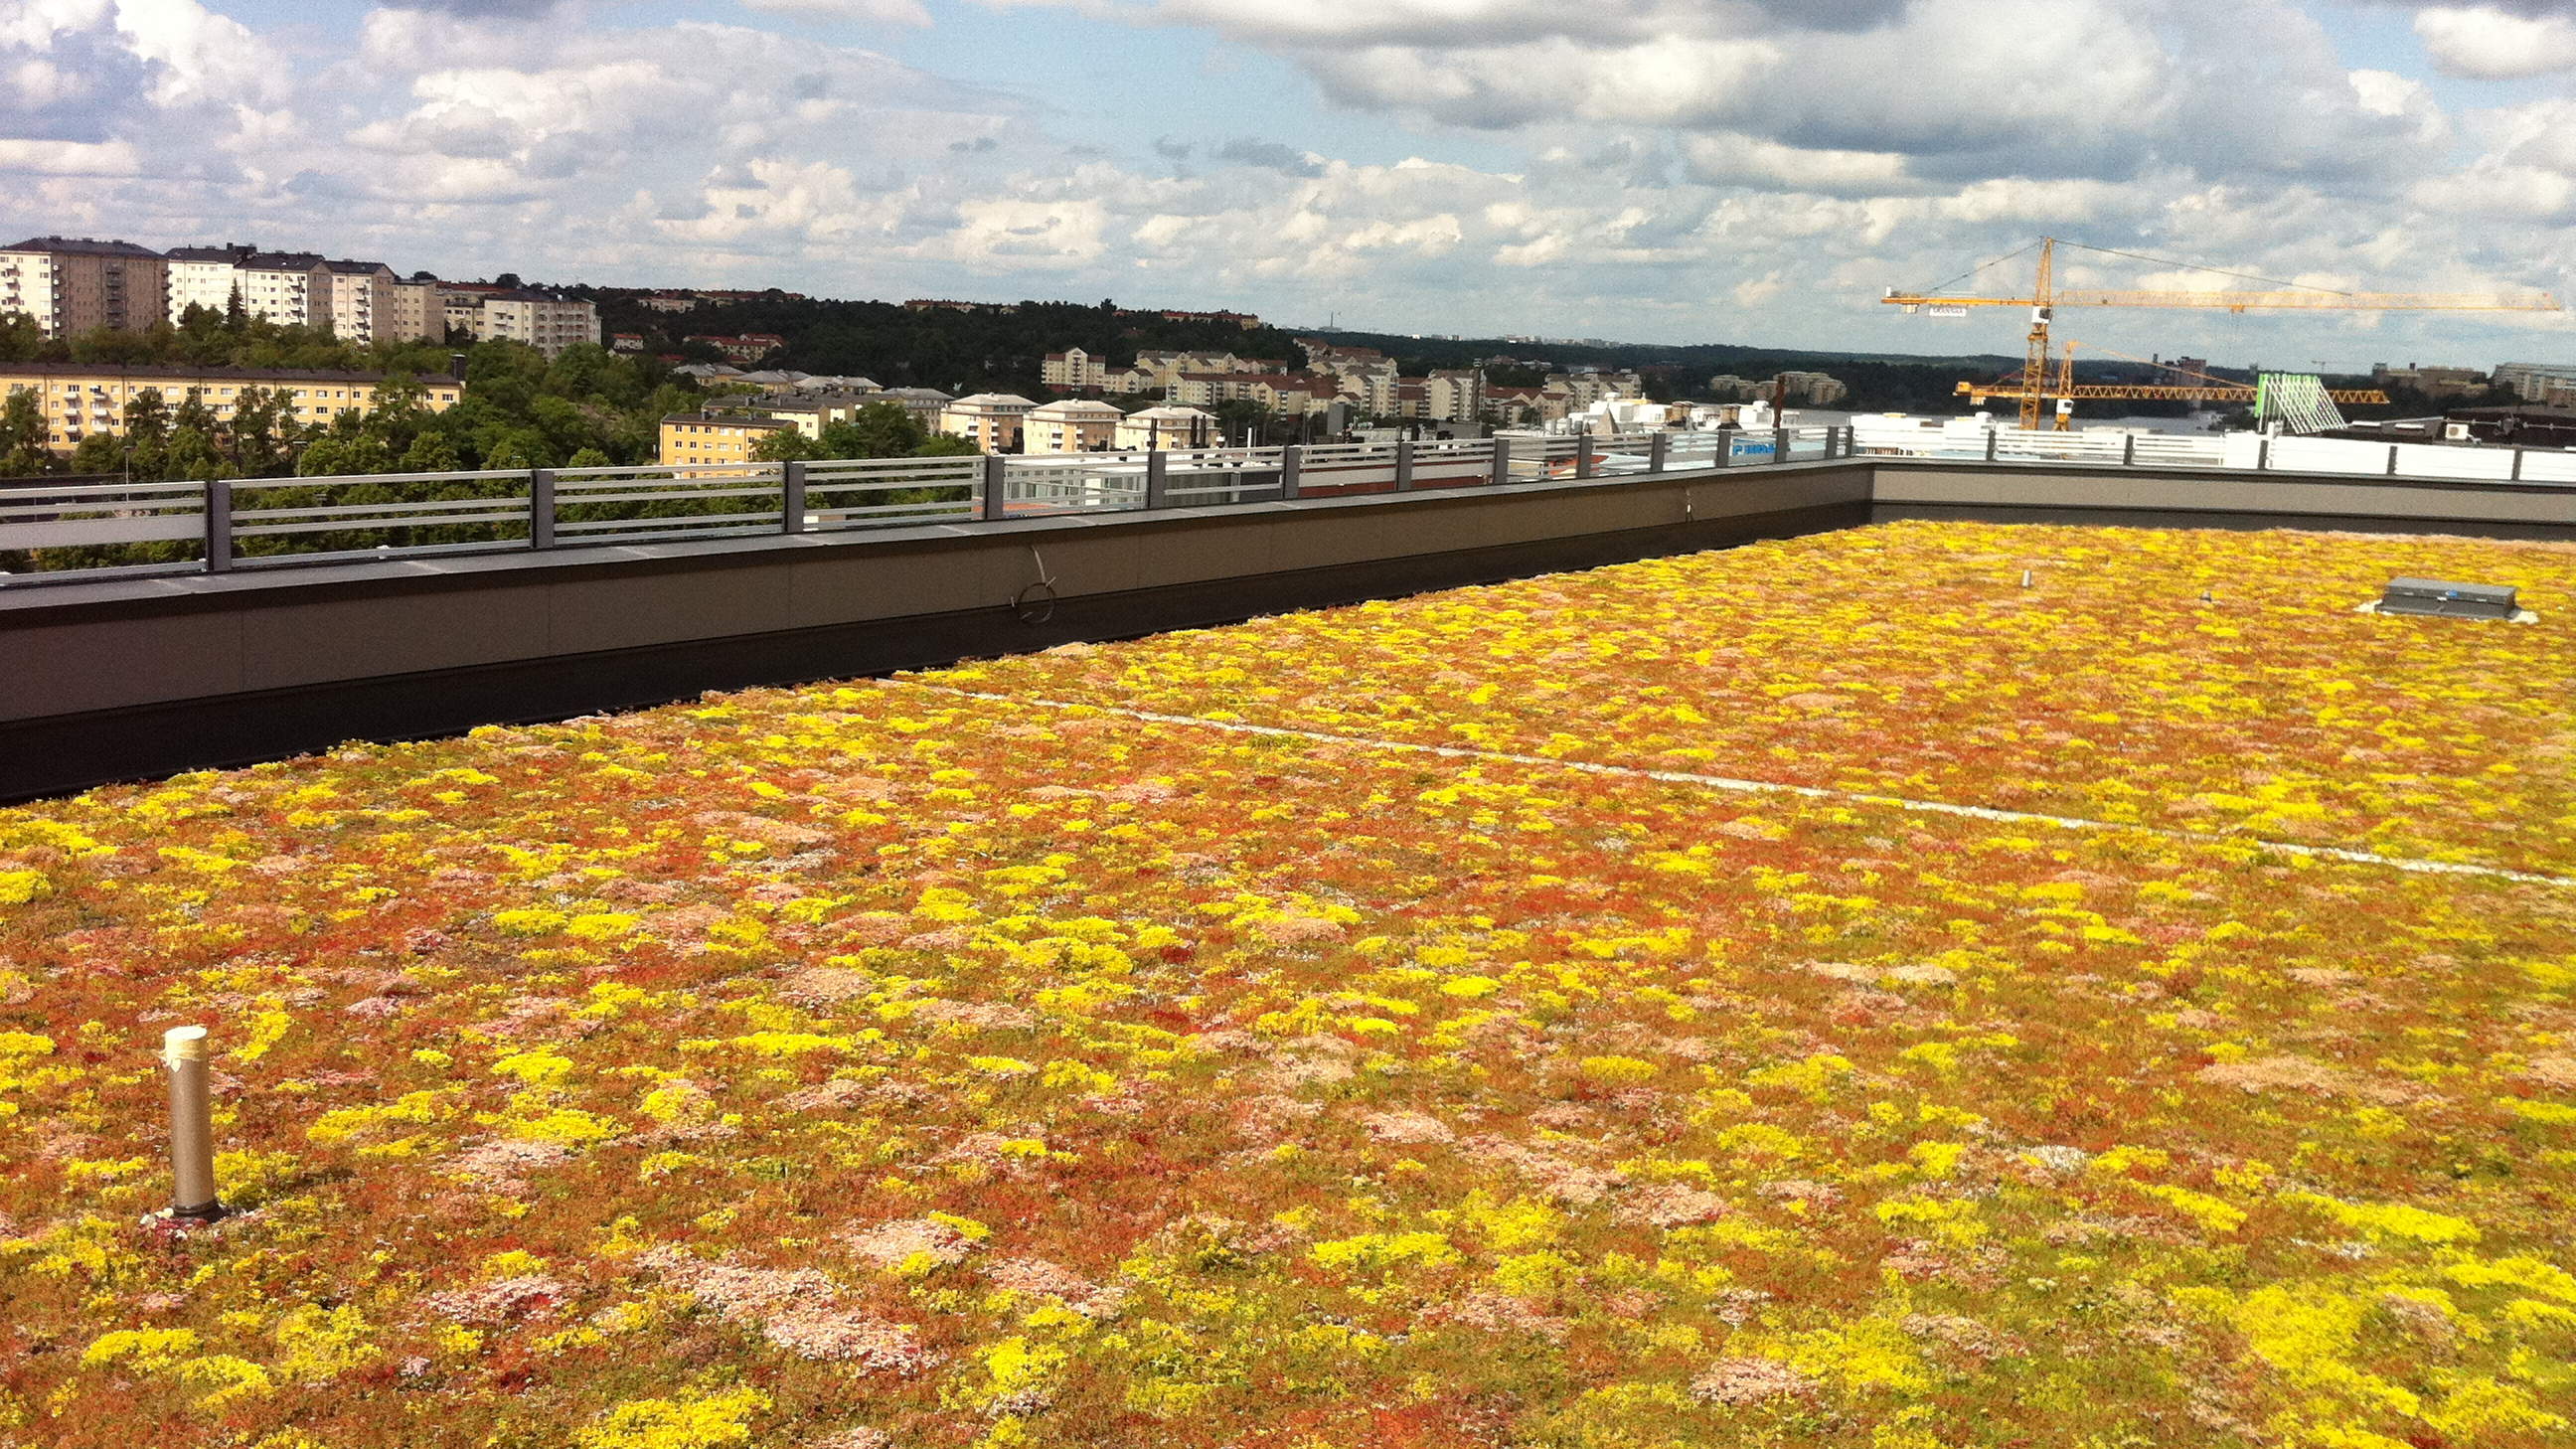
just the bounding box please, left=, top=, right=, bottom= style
left=399, top=431, right=463, bottom=473
left=225, top=386, right=299, bottom=476
left=750, top=426, right=816, bottom=463
left=68, top=431, right=124, bottom=474
left=0, top=390, right=51, bottom=477
left=815, top=401, right=930, bottom=459
left=0, top=313, right=43, bottom=364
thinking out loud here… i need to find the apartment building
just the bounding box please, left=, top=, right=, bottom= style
left=1170, top=371, right=1335, bottom=416
left=0, top=362, right=462, bottom=452
left=744, top=392, right=879, bottom=439
left=658, top=410, right=791, bottom=466
left=1113, top=405, right=1214, bottom=450
left=231, top=252, right=331, bottom=328
left=1024, top=399, right=1123, bottom=452
left=881, top=387, right=954, bottom=429
left=940, top=394, right=1038, bottom=452
left=440, top=284, right=502, bottom=337
left=2372, top=363, right=2490, bottom=398
left=2494, top=362, right=2576, bottom=403
left=164, top=243, right=257, bottom=320
left=319, top=260, right=399, bottom=344
left=1041, top=346, right=1109, bottom=392
left=0, top=237, right=170, bottom=337
left=683, top=334, right=785, bottom=365
left=1425, top=369, right=1483, bottom=423
left=480, top=291, right=601, bottom=359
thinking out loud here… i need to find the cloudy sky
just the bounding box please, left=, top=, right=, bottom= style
left=4, top=0, right=2573, bottom=363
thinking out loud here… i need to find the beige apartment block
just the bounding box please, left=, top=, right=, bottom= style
left=321, top=260, right=402, bottom=344
left=440, top=285, right=499, bottom=338
left=479, top=291, right=600, bottom=359
left=0, top=362, right=461, bottom=452
left=658, top=410, right=791, bottom=468
left=940, top=393, right=1038, bottom=452
left=1024, top=399, right=1124, bottom=452
left=388, top=277, right=443, bottom=342
left=1425, top=369, right=1484, bottom=423
left=0, top=237, right=168, bottom=337
left=1041, top=347, right=1108, bottom=391
left=1112, top=404, right=1215, bottom=450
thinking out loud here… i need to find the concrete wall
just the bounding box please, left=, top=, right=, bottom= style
left=0, top=462, right=1868, bottom=799
left=5, top=454, right=2572, bottom=801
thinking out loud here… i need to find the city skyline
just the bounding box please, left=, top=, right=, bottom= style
left=2, top=0, right=2572, bottom=366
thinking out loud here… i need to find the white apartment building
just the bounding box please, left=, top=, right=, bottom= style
left=0, top=247, right=54, bottom=335
left=164, top=243, right=255, bottom=321
left=237, top=252, right=329, bottom=327
left=475, top=290, right=600, bottom=359
left=940, top=393, right=1038, bottom=452
left=1113, top=404, right=1215, bottom=450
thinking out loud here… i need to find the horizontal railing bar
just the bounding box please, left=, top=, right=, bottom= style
left=232, top=496, right=530, bottom=523
left=229, top=468, right=527, bottom=492
left=234, top=513, right=533, bottom=538
left=554, top=512, right=785, bottom=534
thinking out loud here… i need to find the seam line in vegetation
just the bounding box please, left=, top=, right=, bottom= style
left=905, top=683, right=2576, bottom=889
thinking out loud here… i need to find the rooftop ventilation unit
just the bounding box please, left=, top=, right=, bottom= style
left=2376, top=577, right=2516, bottom=619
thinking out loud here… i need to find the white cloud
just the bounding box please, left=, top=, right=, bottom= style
left=2414, top=5, right=2576, bottom=80
left=0, top=0, right=2566, bottom=360
left=736, top=0, right=932, bottom=26
left=0, top=135, right=141, bottom=174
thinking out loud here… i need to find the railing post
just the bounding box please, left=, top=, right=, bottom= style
left=1985, top=428, right=1998, bottom=462
left=1279, top=444, right=1302, bottom=500
left=2122, top=433, right=2137, bottom=467
left=1649, top=431, right=1669, bottom=473
left=1491, top=436, right=1511, bottom=487
left=981, top=452, right=1008, bottom=521
left=2255, top=437, right=2270, bottom=471
left=529, top=468, right=555, bottom=550
left=1772, top=426, right=1788, bottom=465
left=781, top=459, right=807, bottom=534
left=1394, top=438, right=1414, bottom=492
left=1574, top=434, right=1593, bottom=481
left=204, top=478, right=232, bottom=573
left=2511, top=448, right=2524, bottom=482
left=1714, top=429, right=1733, bottom=469
left=1146, top=448, right=1170, bottom=508
left=2387, top=445, right=2399, bottom=477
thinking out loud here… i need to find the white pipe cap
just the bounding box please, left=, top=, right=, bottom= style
left=163, top=1024, right=210, bottom=1067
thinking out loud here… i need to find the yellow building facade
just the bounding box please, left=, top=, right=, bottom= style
left=658, top=410, right=792, bottom=466
left=0, top=362, right=461, bottom=453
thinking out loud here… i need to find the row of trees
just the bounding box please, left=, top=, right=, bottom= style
left=3, top=338, right=701, bottom=482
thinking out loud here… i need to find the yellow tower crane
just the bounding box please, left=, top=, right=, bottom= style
left=1881, top=238, right=2561, bottom=430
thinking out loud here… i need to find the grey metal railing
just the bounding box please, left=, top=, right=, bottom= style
left=17, top=418, right=2565, bottom=587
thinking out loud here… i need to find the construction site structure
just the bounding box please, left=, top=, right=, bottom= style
left=1882, top=238, right=2561, bottom=429
left=1953, top=341, right=2389, bottom=430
